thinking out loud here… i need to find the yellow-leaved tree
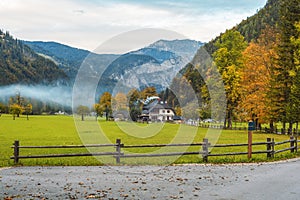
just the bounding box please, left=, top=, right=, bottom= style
left=213, top=29, right=247, bottom=128
left=113, top=92, right=128, bottom=111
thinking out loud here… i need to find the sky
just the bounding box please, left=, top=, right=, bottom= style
left=0, top=0, right=268, bottom=51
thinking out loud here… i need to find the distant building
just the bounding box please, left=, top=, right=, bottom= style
left=149, top=103, right=175, bottom=122
left=139, top=101, right=176, bottom=122
left=113, top=110, right=129, bottom=121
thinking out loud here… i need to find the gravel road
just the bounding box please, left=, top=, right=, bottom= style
left=1, top=158, right=299, bottom=199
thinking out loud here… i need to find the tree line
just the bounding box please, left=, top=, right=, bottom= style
left=0, top=92, right=32, bottom=120
left=0, top=93, right=71, bottom=119
left=90, top=87, right=160, bottom=121
left=168, top=0, right=300, bottom=131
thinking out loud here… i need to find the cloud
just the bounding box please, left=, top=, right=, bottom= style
left=0, top=0, right=267, bottom=50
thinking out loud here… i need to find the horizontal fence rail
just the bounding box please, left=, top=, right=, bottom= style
left=13, top=144, right=117, bottom=149
left=11, top=137, right=299, bottom=164
left=198, top=123, right=300, bottom=136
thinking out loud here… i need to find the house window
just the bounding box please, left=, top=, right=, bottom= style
left=162, top=110, right=165, bottom=113
left=167, top=110, right=170, bottom=113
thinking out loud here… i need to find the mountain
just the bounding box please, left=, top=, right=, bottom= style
left=148, top=39, right=203, bottom=56
left=99, top=39, right=203, bottom=92
left=25, top=39, right=203, bottom=94
left=23, top=41, right=90, bottom=81
left=0, top=30, right=67, bottom=86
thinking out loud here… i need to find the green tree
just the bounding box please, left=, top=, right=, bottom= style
left=272, top=0, right=300, bottom=131
left=0, top=103, right=6, bottom=115
left=127, top=89, right=141, bottom=121
left=94, top=103, right=102, bottom=117
left=76, top=105, right=90, bottom=121
left=290, top=22, right=300, bottom=130
left=24, top=103, right=32, bottom=120
left=213, top=29, right=247, bottom=128
left=9, top=92, right=24, bottom=117
left=9, top=104, right=23, bottom=120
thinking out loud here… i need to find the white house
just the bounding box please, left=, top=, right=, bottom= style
left=149, top=103, right=175, bottom=122
left=138, top=97, right=179, bottom=123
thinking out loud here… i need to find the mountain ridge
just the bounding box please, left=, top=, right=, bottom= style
left=24, top=39, right=203, bottom=93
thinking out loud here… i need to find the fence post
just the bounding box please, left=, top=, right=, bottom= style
left=290, top=136, right=295, bottom=153
left=116, top=139, right=121, bottom=164
left=267, top=138, right=275, bottom=158
left=248, top=121, right=255, bottom=159
left=248, top=132, right=252, bottom=159
left=266, top=138, right=271, bottom=159
left=295, top=136, right=298, bottom=153
left=202, top=138, right=209, bottom=162
left=13, top=140, right=20, bottom=164
left=271, top=138, right=275, bottom=158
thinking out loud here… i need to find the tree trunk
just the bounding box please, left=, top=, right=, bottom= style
left=255, top=118, right=259, bottom=130
left=283, top=122, right=286, bottom=134
left=227, top=118, right=232, bottom=129
left=288, top=122, right=293, bottom=135
left=270, top=121, right=274, bottom=133
left=227, top=110, right=232, bottom=129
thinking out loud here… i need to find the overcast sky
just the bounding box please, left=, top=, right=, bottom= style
left=0, top=0, right=267, bottom=51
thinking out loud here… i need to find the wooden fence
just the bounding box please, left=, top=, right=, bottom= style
left=199, top=123, right=300, bottom=135
left=11, top=137, right=299, bottom=164
left=199, top=124, right=247, bottom=130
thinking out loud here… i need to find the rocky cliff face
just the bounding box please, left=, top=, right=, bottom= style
left=105, top=39, right=203, bottom=92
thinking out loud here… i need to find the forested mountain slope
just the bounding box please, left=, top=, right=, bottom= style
left=0, top=31, right=67, bottom=86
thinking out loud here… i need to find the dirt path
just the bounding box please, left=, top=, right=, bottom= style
left=1, top=159, right=299, bottom=199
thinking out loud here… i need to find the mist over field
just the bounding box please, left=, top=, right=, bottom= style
left=0, top=84, right=72, bottom=107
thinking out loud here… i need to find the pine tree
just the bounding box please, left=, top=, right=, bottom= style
left=272, top=0, right=300, bottom=131
left=290, top=22, right=300, bottom=130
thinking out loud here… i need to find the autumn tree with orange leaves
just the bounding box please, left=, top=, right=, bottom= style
left=238, top=27, right=279, bottom=128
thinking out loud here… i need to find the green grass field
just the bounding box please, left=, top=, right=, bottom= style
left=0, top=114, right=298, bottom=167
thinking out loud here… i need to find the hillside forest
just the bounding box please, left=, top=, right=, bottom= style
left=166, top=0, right=300, bottom=131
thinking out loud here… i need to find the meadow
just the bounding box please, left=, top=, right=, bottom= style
left=0, top=114, right=297, bottom=167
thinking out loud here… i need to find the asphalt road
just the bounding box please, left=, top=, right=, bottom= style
left=1, top=158, right=299, bottom=199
